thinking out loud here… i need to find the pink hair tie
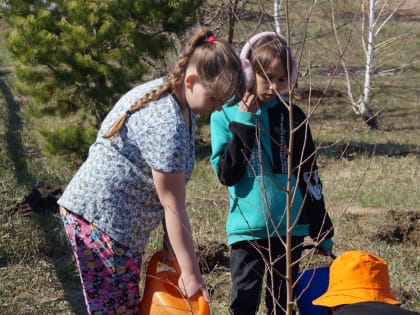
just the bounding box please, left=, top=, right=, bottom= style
left=207, top=35, right=217, bottom=43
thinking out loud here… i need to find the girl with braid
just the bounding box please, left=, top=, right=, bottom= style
left=58, top=26, right=245, bottom=314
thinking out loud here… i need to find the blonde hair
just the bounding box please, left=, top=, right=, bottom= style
left=103, top=26, right=245, bottom=139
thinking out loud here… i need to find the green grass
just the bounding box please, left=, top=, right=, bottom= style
left=1, top=1, right=420, bottom=314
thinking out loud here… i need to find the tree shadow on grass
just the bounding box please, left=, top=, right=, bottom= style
left=33, top=210, right=86, bottom=314
left=0, top=73, right=85, bottom=314
left=195, top=140, right=211, bottom=162
left=195, top=138, right=420, bottom=164
left=317, top=141, right=420, bottom=160
left=7, top=187, right=86, bottom=314
left=0, top=70, right=33, bottom=186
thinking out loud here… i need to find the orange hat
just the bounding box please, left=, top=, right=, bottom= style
left=312, top=250, right=401, bottom=307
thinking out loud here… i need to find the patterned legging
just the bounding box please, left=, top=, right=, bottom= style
left=60, top=207, right=142, bottom=315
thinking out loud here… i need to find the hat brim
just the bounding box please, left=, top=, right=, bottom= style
left=312, top=290, right=401, bottom=307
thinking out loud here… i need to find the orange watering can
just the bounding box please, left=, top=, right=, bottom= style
left=139, top=250, right=210, bottom=315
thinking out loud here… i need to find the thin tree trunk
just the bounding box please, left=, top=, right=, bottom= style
left=274, top=0, right=282, bottom=34
left=330, top=0, right=356, bottom=107
left=227, top=0, right=239, bottom=44
left=283, top=0, right=295, bottom=312
left=360, top=0, right=377, bottom=127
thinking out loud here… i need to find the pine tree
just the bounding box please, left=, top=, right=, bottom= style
left=1, top=0, right=202, bottom=159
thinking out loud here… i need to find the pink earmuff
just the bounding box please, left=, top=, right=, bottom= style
left=239, top=31, right=297, bottom=91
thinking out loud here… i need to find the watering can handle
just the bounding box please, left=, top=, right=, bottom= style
left=302, top=244, right=336, bottom=259
left=145, top=250, right=211, bottom=315
left=146, top=250, right=182, bottom=275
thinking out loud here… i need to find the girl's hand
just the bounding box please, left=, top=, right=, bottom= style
left=239, top=90, right=259, bottom=113
left=178, top=272, right=210, bottom=302
left=317, top=246, right=335, bottom=258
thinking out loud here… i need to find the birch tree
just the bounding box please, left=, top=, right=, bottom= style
left=331, top=0, right=407, bottom=128
left=274, top=0, right=282, bottom=34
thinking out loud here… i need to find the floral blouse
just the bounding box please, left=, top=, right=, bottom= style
left=58, top=77, right=196, bottom=251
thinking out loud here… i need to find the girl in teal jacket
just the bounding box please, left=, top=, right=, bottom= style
left=210, top=32, right=334, bottom=315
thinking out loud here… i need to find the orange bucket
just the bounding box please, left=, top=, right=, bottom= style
left=139, top=250, right=210, bottom=315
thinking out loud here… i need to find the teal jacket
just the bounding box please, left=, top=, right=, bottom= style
left=210, top=97, right=333, bottom=249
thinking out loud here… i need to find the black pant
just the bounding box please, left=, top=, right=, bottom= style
left=229, top=237, right=304, bottom=315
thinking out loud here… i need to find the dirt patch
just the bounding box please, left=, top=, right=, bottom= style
left=339, top=206, right=420, bottom=246
left=293, top=88, right=344, bottom=102
left=374, top=210, right=420, bottom=245
left=197, top=241, right=229, bottom=274
left=363, top=0, right=420, bottom=21
left=389, top=0, right=420, bottom=15
left=10, top=185, right=62, bottom=214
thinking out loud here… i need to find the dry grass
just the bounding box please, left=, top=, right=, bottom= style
left=1, top=1, right=419, bottom=314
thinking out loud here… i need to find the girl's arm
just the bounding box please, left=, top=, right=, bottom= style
left=152, top=169, right=208, bottom=300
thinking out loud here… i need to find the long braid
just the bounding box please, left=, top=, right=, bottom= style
left=103, top=27, right=214, bottom=139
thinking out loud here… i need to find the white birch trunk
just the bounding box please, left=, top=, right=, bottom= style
left=274, top=0, right=282, bottom=34
left=361, top=0, right=376, bottom=120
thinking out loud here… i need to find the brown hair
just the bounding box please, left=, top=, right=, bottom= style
left=239, top=32, right=297, bottom=91
left=249, top=34, right=292, bottom=78
left=103, top=26, right=245, bottom=138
